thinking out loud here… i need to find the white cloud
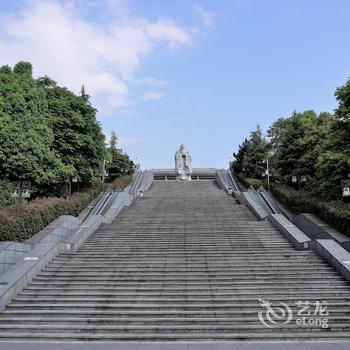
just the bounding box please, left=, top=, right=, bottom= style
left=119, top=136, right=146, bottom=145
left=142, top=90, right=165, bottom=100
left=0, top=0, right=195, bottom=110
left=141, top=77, right=167, bottom=87
left=194, top=4, right=215, bottom=28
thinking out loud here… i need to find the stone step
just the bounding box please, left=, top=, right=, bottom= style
left=23, top=287, right=350, bottom=296
left=1, top=180, right=349, bottom=342
left=28, top=278, right=347, bottom=285
left=2, top=309, right=349, bottom=317
left=1, top=331, right=349, bottom=341
left=34, top=272, right=342, bottom=279
left=0, top=315, right=347, bottom=324
left=17, top=291, right=350, bottom=300
left=45, top=266, right=329, bottom=272
left=0, top=323, right=346, bottom=332
left=6, top=303, right=350, bottom=312
left=14, top=295, right=350, bottom=303
left=11, top=298, right=350, bottom=309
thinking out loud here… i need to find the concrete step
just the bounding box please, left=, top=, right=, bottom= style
left=0, top=331, right=349, bottom=341
left=1, top=180, right=350, bottom=342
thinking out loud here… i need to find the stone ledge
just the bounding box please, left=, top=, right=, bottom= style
left=240, top=192, right=269, bottom=220
left=25, top=215, right=81, bottom=245
left=0, top=215, right=80, bottom=277
left=312, top=239, right=350, bottom=281
left=0, top=240, right=65, bottom=310
left=0, top=243, right=32, bottom=275
left=268, top=214, right=312, bottom=251
left=102, top=192, right=131, bottom=223
left=292, top=213, right=350, bottom=250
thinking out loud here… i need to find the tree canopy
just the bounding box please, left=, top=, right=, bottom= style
left=231, top=78, right=350, bottom=199
left=0, top=61, right=134, bottom=199
left=231, top=125, right=268, bottom=180
left=107, top=131, right=136, bottom=181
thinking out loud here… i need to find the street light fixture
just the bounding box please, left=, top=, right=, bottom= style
left=262, top=159, right=270, bottom=190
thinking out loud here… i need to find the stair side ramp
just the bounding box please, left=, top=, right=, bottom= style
left=215, top=169, right=240, bottom=195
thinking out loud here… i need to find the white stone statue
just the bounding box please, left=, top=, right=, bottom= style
left=174, top=144, right=192, bottom=180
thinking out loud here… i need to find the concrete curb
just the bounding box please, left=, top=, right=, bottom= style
left=268, top=214, right=312, bottom=251
left=240, top=192, right=269, bottom=220
left=312, top=239, right=350, bottom=281
left=292, top=213, right=350, bottom=250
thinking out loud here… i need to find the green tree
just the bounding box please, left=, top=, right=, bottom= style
left=267, top=110, right=331, bottom=186
left=107, top=131, right=135, bottom=180
left=315, top=79, right=350, bottom=198
left=231, top=138, right=249, bottom=174
left=0, top=63, right=66, bottom=195
left=13, top=61, right=33, bottom=76
left=0, top=61, right=108, bottom=198
left=45, top=84, right=106, bottom=190
left=242, top=125, right=268, bottom=179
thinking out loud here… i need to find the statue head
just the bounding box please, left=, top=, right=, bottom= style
left=180, top=144, right=186, bottom=151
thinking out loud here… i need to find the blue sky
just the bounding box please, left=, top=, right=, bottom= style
left=1, top=1, right=350, bottom=169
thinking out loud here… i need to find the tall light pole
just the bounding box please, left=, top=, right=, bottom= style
left=263, top=159, right=270, bottom=190
left=102, top=159, right=106, bottom=182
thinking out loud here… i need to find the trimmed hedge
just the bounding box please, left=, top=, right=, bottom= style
left=109, top=175, right=132, bottom=191
left=0, top=187, right=101, bottom=242
left=270, top=184, right=350, bottom=236
left=237, top=175, right=262, bottom=190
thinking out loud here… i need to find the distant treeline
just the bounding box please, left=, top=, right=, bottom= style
left=231, top=78, right=350, bottom=199
left=0, top=61, right=135, bottom=204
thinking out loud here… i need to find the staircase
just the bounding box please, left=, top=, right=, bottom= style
left=0, top=180, right=350, bottom=341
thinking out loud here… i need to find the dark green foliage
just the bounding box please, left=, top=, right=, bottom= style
left=0, top=61, right=106, bottom=198
left=47, top=85, right=106, bottom=191
left=267, top=110, right=335, bottom=191
left=0, top=180, right=15, bottom=206
left=13, top=61, right=33, bottom=76
left=266, top=109, right=344, bottom=198
left=315, top=81, right=350, bottom=198
left=271, top=184, right=350, bottom=236
left=0, top=187, right=101, bottom=242
left=231, top=125, right=268, bottom=179
left=0, top=63, right=66, bottom=193
left=233, top=77, right=350, bottom=200
left=107, top=131, right=135, bottom=180
left=231, top=138, right=249, bottom=174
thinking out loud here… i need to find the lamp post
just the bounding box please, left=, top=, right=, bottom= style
left=102, top=159, right=106, bottom=182
left=262, top=159, right=270, bottom=190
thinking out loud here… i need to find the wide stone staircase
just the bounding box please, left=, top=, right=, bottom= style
left=0, top=180, right=350, bottom=341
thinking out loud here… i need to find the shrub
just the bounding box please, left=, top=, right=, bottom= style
left=270, top=184, right=350, bottom=236
left=109, top=175, right=132, bottom=191
left=0, top=187, right=101, bottom=242
left=237, top=175, right=262, bottom=190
